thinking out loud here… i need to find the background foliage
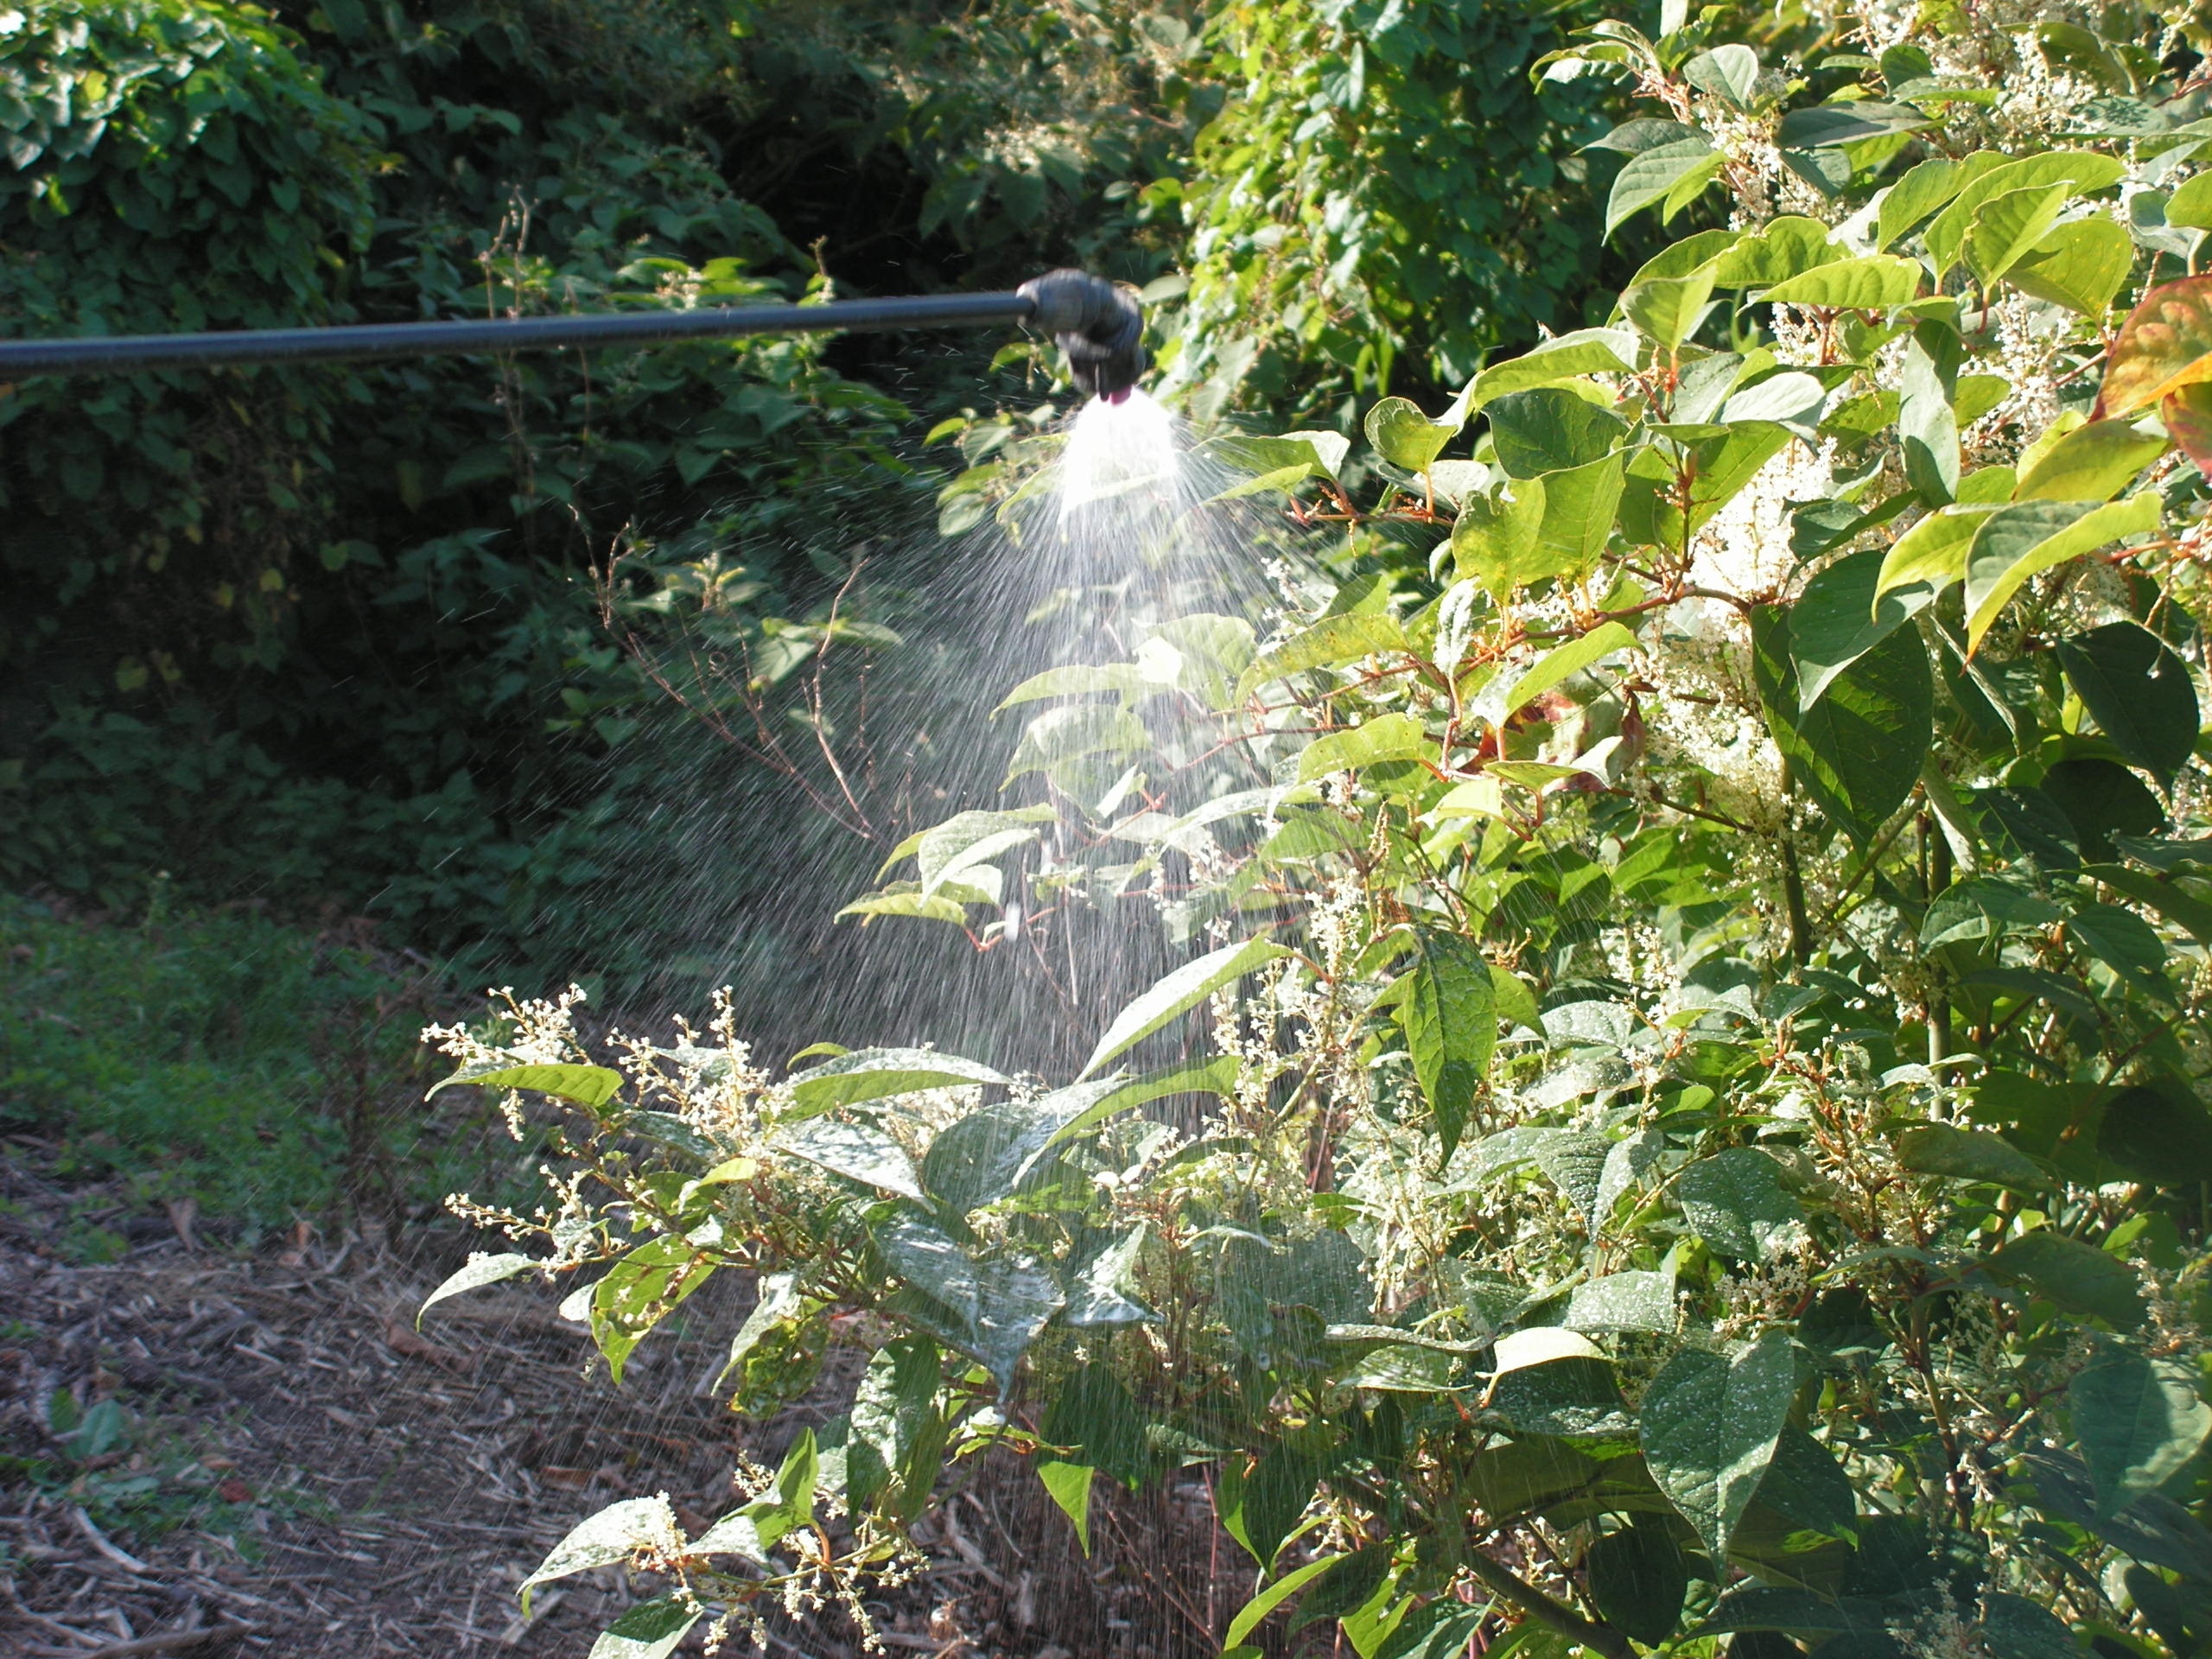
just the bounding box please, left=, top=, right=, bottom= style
left=0, top=0, right=1622, bottom=998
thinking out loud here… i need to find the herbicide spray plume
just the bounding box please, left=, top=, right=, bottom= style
left=1057, top=385, right=1181, bottom=522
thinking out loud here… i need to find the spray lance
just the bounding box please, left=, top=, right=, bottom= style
left=0, top=267, right=1146, bottom=391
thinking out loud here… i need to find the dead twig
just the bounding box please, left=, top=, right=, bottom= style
left=74, top=1622, right=254, bottom=1659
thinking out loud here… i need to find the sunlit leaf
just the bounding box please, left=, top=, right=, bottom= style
left=419, top=1252, right=537, bottom=1324
left=1298, top=711, right=1430, bottom=780
left=1758, top=254, right=1923, bottom=309
left=786, top=1047, right=1008, bottom=1118
left=430, top=1062, right=624, bottom=1110
left=1470, top=327, right=1640, bottom=408
left=1606, top=137, right=1723, bottom=238
left=2014, top=419, right=2167, bottom=502
left=1872, top=505, right=1997, bottom=609
left=1079, top=936, right=1294, bottom=1078
left=1962, top=494, right=2161, bottom=652
left=2008, top=216, right=2135, bottom=315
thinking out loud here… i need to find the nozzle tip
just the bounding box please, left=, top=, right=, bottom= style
left=1018, top=269, right=1147, bottom=400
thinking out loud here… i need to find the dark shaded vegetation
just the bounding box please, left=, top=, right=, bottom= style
left=0, top=0, right=1629, bottom=998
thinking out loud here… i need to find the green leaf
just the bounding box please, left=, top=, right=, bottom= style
left=1758, top=255, right=1923, bottom=309
left=1080, top=936, right=1294, bottom=1078
left=1685, top=43, right=1761, bottom=109
left=2043, top=760, right=2164, bottom=862
left=1677, top=1147, right=1807, bottom=1263
left=1878, top=156, right=1972, bottom=249
left=1451, top=484, right=1548, bottom=602
left=1397, top=931, right=1496, bottom=1160
left=1205, top=430, right=1351, bottom=485
left=1036, top=1460, right=1096, bottom=1553
left=838, top=885, right=982, bottom=926
left=1064, top=1226, right=1158, bottom=1327
left=1872, top=506, right=1998, bottom=607
left=1146, top=614, right=1260, bottom=709
left=1587, top=1518, right=1689, bottom=1645
left=2099, top=1084, right=2212, bottom=1185
left=713, top=1270, right=810, bottom=1394
left=1290, top=1543, right=1397, bottom=1635
left=1372, top=1601, right=1484, bottom=1659
left=1900, top=325, right=1961, bottom=504
left=1790, top=547, right=1934, bottom=711
left=1299, top=712, right=1429, bottom=781
left=918, top=1077, right=1127, bottom=1213
left=1963, top=494, right=2161, bottom=652
left=588, top=1596, right=700, bottom=1659
left=875, top=1215, right=1063, bottom=1393
left=1987, top=1230, right=2145, bottom=1330
left=1607, top=137, right=1723, bottom=238
left=1005, top=703, right=1151, bottom=784
left=899, top=806, right=1058, bottom=889
left=1471, top=620, right=1640, bottom=728
left=1694, top=1586, right=1888, bottom=1636
left=1964, top=183, right=2070, bottom=285
left=430, top=1062, right=624, bottom=1110
left=2166, top=171, right=2212, bottom=232
left=1235, top=612, right=1408, bottom=703
left=1224, top=1552, right=1347, bottom=1649
left=2014, top=420, right=2167, bottom=502
left=1926, top=151, right=2126, bottom=275
left=1777, top=99, right=1930, bottom=148
left=2057, top=622, right=2199, bottom=781
left=1565, top=1268, right=1679, bottom=1336
left=787, top=1048, right=1008, bottom=1119
left=1041, top=1361, right=1151, bottom=1486
left=1364, top=396, right=1462, bottom=472
left=2100, top=276, right=2212, bottom=419
left=773, top=1116, right=925, bottom=1198
left=1621, top=423, right=1792, bottom=546
left=592, top=1236, right=717, bottom=1385
left=1622, top=265, right=1719, bottom=351
left=1470, top=327, right=1640, bottom=409
left=2071, top=1348, right=2212, bottom=1516
left=1239, top=1444, right=1324, bottom=1568
left=521, top=1496, right=680, bottom=1612
left=1486, top=389, right=1629, bottom=478
left=418, top=1252, right=536, bottom=1324
left=1757, top=1426, right=1859, bottom=1542
left=1753, top=606, right=1931, bottom=844
left=849, top=1337, right=942, bottom=1518
left=2070, top=902, right=2171, bottom=993
left=1712, top=215, right=1842, bottom=287
left=1895, top=1122, right=2047, bottom=1188
left=993, top=664, right=1150, bottom=711
left=1530, top=452, right=1626, bottom=580
left=1641, top=1332, right=1797, bottom=1560
left=2008, top=216, right=2136, bottom=315
left=1980, top=1595, right=2081, bottom=1659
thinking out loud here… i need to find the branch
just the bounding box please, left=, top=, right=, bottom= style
left=1462, top=1546, right=1632, bottom=1659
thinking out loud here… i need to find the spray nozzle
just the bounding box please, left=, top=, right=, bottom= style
left=1017, top=269, right=1147, bottom=402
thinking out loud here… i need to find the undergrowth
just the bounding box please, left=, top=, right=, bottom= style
left=0, top=886, right=524, bottom=1250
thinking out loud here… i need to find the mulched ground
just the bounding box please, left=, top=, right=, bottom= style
left=0, top=1146, right=1237, bottom=1659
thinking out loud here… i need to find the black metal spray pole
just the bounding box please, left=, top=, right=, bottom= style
left=0, top=268, right=1148, bottom=397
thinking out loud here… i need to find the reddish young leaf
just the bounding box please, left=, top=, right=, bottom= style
left=2097, top=276, right=2212, bottom=418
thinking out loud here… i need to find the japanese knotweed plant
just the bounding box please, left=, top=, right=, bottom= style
left=429, top=12, right=2212, bottom=1659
